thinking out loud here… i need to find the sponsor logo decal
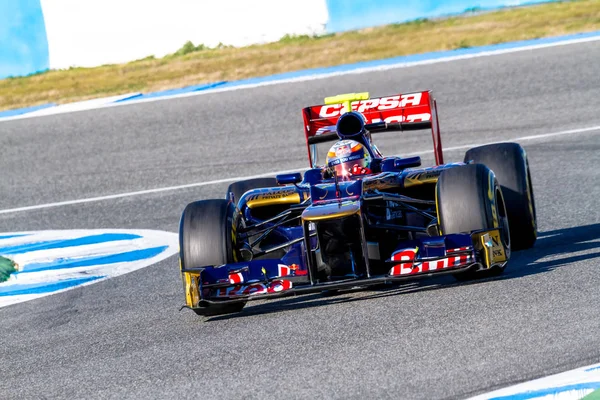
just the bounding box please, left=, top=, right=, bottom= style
left=214, top=280, right=293, bottom=298
left=318, top=93, right=424, bottom=117
left=335, top=143, right=352, bottom=157
left=389, top=247, right=473, bottom=276
left=245, top=188, right=297, bottom=202
left=328, top=152, right=364, bottom=167
left=228, top=272, right=244, bottom=285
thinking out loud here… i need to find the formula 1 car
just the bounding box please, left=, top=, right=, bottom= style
left=179, top=91, right=537, bottom=316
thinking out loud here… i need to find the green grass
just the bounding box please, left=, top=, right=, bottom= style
left=0, top=256, right=16, bottom=283
left=1, top=0, right=599, bottom=111
left=582, top=389, right=600, bottom=399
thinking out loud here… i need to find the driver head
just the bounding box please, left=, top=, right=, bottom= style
left=326, top=140, right=373, bottom=179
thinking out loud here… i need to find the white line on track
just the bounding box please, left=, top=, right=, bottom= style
left=0, top=125, right=598, bottom=215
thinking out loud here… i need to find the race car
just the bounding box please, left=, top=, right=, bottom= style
left=179, top=91, right=537, bottom=316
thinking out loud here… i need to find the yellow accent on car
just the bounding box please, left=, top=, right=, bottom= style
left=182, top=270, right=201, bottom=307
left=473, top=229, right=506, bottom=268
left=488, top=229, right=507, bottom=263
left=435, top=184, right=442, bottom=235
left=324, top=92, right=370, bottom=113
left=404, top=171, right=441, bottom=187
left=231, top=218, right=238, bottom=262
left=246, top=191, right=301, bottom=209
left=351, top=143, right=363, bottom=152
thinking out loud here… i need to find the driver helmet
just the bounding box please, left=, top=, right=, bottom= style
left=326, top=140, right=372, bottom=178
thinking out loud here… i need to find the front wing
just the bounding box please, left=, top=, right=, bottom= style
left=181, top=229, right=507, bottom=314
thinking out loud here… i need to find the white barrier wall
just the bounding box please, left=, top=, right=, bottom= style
left=2, top=0, right=562, bottom=77
left=40, top=0, right=328, bottom=69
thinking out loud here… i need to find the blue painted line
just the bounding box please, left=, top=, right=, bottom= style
left=114, top=93, right=144, bottom=102
left=0, top=103, right=56, bottom=118
left=116, top=81, right=227, bottom=102
left=488, top=382, right=600, bottom=400
left=0, top=234, right=30, bottom=240
left=0, top=276, right=104, bottom=296
left=0, top=233, right=142, bottom=255
left=18, top=245, right=168, bottom=273
left=586, top=366, right=600, bottom=372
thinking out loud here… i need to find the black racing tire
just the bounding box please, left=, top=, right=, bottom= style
left=436, top=164, right=510, bottom=280
left=179, top=199, right=245, bottom=316
left=226, top=177, right=278, bottom=205
left=464, top=142, right=536, bottom=250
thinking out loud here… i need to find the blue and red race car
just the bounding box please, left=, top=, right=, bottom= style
left=179, top=91, right=537, bottom=316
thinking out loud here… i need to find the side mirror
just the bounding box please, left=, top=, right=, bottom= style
left=381, top=156, right=422, bottom=171
left=276, top=172, right=302, bottom=185
left=395, top=156, right=421, bottom=169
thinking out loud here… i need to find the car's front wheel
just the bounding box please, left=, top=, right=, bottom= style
left=436, top=164, right=510, bottom=280
left=179, top=199, right=246, bottom=316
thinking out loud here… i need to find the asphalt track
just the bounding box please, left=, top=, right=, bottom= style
left=0, top=40, right=599, bottom=399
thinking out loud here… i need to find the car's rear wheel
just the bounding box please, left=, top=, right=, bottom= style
left=436, top=164, right=510, bottom=280
left=226, top=177, right=278, bottom=205
left=179, top=199, right=245, bottom=316
left=464, top=142, right=536, bottom=250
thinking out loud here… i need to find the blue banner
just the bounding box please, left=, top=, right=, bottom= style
left=0, top=0, right=49, bottom=79
left=325, top=0, right=557, bottom=33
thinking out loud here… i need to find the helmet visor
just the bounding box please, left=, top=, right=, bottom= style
left=331, top=157, right=370, bottom=178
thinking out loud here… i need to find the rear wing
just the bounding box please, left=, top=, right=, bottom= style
left=302, top=91, right=443, bottom=167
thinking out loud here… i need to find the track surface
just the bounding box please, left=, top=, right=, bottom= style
left=0, top=42, right=599, bottom=399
